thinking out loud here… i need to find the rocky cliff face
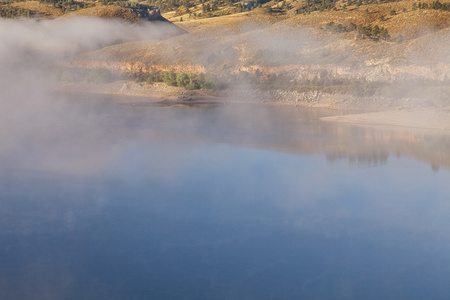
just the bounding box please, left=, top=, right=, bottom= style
left=237, top=61, right=450, bottom=82
left=71, top=57, right=450, bottom=84
left=67, top=15, right=450, bottom=85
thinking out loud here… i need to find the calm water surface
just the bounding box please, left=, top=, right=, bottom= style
left=1, top=94, right=450, bottom=299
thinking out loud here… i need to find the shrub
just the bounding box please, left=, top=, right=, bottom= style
left=176, top=73, right=190, bottom=87
left=187, top=73, right=200, bottom=90
left=161, top=71, right=177, bottom=86
left=379, top=28, right=390, bottom=40
left=348, top=22, right=357, bottom=31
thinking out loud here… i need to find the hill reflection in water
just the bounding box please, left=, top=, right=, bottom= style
left=1, top=94, right=450, bottom=299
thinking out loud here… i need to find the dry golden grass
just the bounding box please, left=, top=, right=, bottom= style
left=159, top=0, right=450, bottom=47
left=9, top=0, right=440, bottom=78
left=9, top=1, right=64, bottom=17
left=275, top=0, right=450, bottom=37
left=173, top=10, right=281, bottom=34
left=10, top=0, right=450, bottom=42
left=6, top=1, right=140, bottom=21
left=68, top=5, right=140, bottom=22
left=77, top=2, right=450, bottom=69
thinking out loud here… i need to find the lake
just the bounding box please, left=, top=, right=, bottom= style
left=1, top=93, right=450, bottom=299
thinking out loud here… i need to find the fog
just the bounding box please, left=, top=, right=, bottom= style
left=0, top=17, right=181, bottom=114
left=1, top=16, right=450, bottom=172
left=2, top=16, right=450, bottom=300
left=0, top=17, right=182, bottom=63
left=0, top=17, right=182, bottom=168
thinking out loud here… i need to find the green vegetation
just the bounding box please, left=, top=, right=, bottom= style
left=100, top=0, right=154, bottom=18
left=325, top=22, right=389, bottom=41
left=0, top=5, right=31, bottom=18
left=57, top=67, right=450, bottom=105
left=148, top=0, right=270, bottom=15
left=357, top=24, right=390, bottom=40
left=325, top=21, right=357, bottom=33
left=133, top=69, right=219, bottom=89
left=297, top=0, right=337, bottom=13
left=416, top=0, right=450, bottom=10
left=38, top=0, right=95, bottom=11
left=296, top=0, right=382, bottom=14
left=59, top=68, right=221, bottom=91
left=130, top=69, right=450, bottom=102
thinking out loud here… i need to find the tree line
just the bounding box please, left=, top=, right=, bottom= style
left=38, top=0, right=94, bottom=12
left=0, top=5, right=31, bottom=18
left=134, top=70, right=220, bottom=89
left=325, top=22, right=390, bottom=41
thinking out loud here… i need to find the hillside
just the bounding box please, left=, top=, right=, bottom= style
left=60, top=0, right=450, bottom=107
left=3, top=0, right=450, bottom=109
left=4, top=0, right=450, bottom=37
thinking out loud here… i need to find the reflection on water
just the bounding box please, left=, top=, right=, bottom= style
left=1, top=94, right=450, bottom=299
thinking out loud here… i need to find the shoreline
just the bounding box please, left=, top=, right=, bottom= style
left=60, top=80, right=450, bottom=132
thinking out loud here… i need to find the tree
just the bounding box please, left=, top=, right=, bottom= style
left=348, top=22, right=357, bottom=31
left=432, top=0, right=442, bottom=9
left=176, top=73, right=190, bottom=87
left=372, top=25, right=380, bottom=38
left=379, top=27, right=390, bottom=40
left=162, top=71, right=177, bottom=86
left=187, top=73, right=200, bottom=89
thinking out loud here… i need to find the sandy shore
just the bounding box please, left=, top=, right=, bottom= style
left=322, top=109, right=450, bottom=131
left=60, top=80, right=450, bottom=131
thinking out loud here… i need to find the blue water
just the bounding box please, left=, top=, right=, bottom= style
left=1, top=95, right=450, bottom=299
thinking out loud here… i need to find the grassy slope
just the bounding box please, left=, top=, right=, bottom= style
left=68, top=5, right=140, bottom=22
left=74, top=3, right=450, bottom=68
left=10, top=0, right=450, bottom=105
left=6, top=1, right=140, bottom=21
left=7, top=0, right=450, bottom=41
left=9, top=1, right=64, bottom=17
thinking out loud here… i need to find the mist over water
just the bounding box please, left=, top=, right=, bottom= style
left=0, top=17, right=180, bottom=157
left=1, top=18, right=450, bottom=300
